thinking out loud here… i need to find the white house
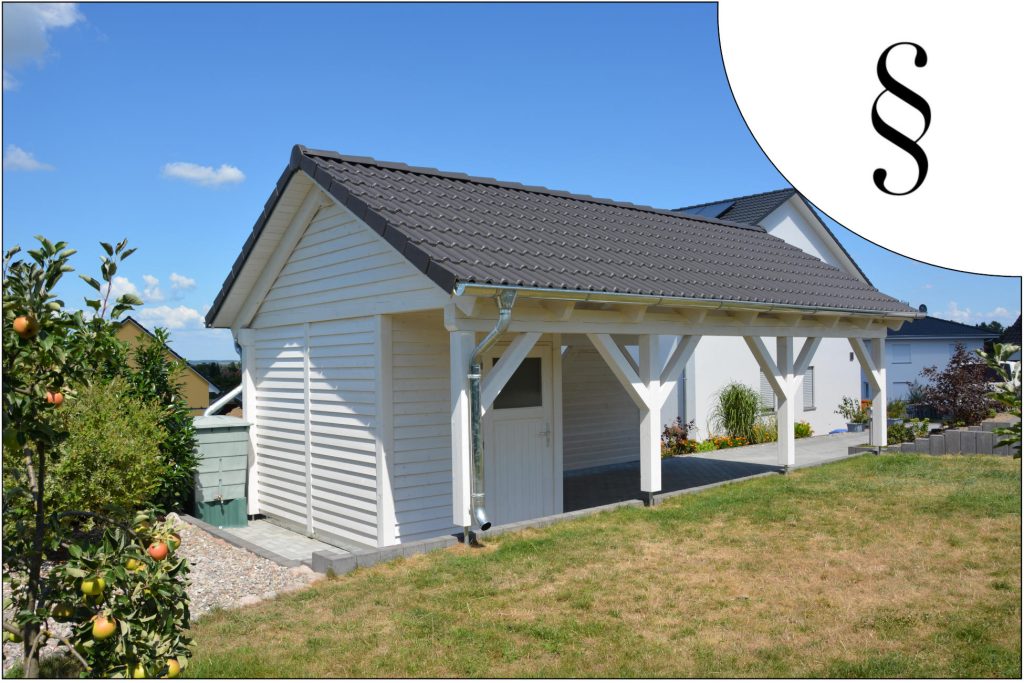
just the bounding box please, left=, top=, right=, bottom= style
left=205, top=146, right=919, bottom=549
left=674, top=190, right=876, bottom=437
left=868, top=312, right=996, bottom=400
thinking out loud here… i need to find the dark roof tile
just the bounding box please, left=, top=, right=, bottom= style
left=889, top=316, right=999, bottom=338
left=206, top=147, right=917, bottom=326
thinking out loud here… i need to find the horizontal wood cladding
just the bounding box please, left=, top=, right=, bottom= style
left=390, top=311, right=461, bottom=542
left=252, top=327, right=308, bottom=529
left=562, top=343, right=640, bottom=470
left=252, top=316, right=380, bottom=548
left=252, top=202, right=447, bottom=328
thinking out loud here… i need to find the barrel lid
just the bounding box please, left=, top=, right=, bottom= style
left=193, top=415, right=250, bottom=429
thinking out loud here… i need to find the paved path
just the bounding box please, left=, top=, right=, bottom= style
left=564, top=432, right=866, bottom=511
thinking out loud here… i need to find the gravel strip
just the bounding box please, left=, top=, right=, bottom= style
left=3, top=514, right=320, bottom=672
left=172, top=513, right=321, bottom=617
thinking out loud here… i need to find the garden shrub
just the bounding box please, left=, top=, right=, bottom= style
left=124, top=328, right=198, bottom=512
left=711, top=382, right=761, bottom=442
left=48, top=378, right=168, bottom=518
left=794, top=421, right=813, bottom=439
left=887, top=422, right=917, bottom=445
left=750, top=416, right=778, bottom=444
left=920, top=344, right=991, bottom=426
left=887, top=399, right=908, bottom=419
left=661, top=418, right=698, bottom=456
left=976, top=343, right=1022, bottom=457
left=694, top=440, right=717, bottom=453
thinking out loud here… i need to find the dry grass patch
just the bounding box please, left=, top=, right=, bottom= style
left=187, top=454, right=1020, bottom=678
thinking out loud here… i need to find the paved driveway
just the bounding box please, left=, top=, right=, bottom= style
left=564, top=432, right=867, bottom=512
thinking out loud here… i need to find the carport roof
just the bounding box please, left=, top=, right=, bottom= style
left=206, top=146, right=918, bottom=326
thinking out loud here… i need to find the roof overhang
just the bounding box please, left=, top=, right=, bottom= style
left=454, top=282, right=922, bottom=321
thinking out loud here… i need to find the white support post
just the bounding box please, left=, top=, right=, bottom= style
left=587, top=332, right=701, bottom=501
left=638, top=335, right=662, bottom=498
left=776, top=337, right=796, bottom=469
left=375, top=315, right=396, bottom=547
left=239, top=329, right=260, bottom=516
left=849, top=337, right=887, bottom=448
left=745, top=335, right=816, bottom=470
left=870, top=338, right=887, bottom=447
left=450, top=330, right=475, bottom=529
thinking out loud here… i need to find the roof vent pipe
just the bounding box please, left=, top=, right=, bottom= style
left=468, top=289, right=517, bottom=535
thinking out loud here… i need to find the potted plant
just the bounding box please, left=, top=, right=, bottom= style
left=836, top=396, right=870, bottom=432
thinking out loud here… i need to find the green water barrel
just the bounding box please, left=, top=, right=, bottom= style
left=192, top=415, right=250, bottom=528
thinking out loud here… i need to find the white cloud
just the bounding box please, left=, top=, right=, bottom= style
left=104, top=275, right=139, bottom=301
left=3, top=145, right=54, bottom=172
left=162, top=162, right=245, bottom=187
left=137, top=305, right=205, bottom=330
left=169, top=272, right=196, bottom=290
left=944, top=301, right=1018, bottom=325
left=141, top=274, right=165, bottom=303
left=2, top=3, right=83, bottom=90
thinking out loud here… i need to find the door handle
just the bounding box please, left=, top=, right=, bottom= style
left=538, top=423, right=552, bottom=446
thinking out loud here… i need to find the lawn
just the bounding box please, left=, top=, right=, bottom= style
left=188, top=454, right=1021, bottom=678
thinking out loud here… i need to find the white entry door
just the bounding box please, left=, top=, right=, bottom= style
left=483, top=344, right=556, bottom=526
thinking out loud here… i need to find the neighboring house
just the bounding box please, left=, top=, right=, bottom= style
left=116, top=316, right=220, bottom=415
left=872, top=312, right=996, bottom=400
left=205, top=146, right=917, bottom=549
left=674, top=189, right=873, bottom=437
left=998, top=315, right=1022, bottom=366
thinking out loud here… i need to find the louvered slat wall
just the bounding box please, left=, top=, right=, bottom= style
left=253, top=327, right=309, bottom=529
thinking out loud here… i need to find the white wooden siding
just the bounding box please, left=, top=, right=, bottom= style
left=252, top=326, right=309, bottom=529
left=390, top=311, right=461, bottom=542
left=307, top=318, right=379, bottom=547
left=251, top=318, right=380, bottom=548
left=251, top=201, right=447, bottom=328
left=561, top=341, right=640, bottom=470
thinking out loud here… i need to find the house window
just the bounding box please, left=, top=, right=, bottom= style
left=803, top=366, right=815, bottom=410
left=891, top=343, right=911, bottom=364
left=492, top=357, right=542, bottom=409
left=759, top=372, right=775, bottom=410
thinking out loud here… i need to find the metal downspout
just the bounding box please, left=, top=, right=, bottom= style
left=467, top=289, right=517, bottom=539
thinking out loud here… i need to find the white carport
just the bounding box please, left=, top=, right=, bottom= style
left=205, top=146, right=921, bottom=548
left=446, top=289, right=896, bottom=529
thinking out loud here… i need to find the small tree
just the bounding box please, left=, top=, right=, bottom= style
left=920, top=343, right=990, bottom=426
left=976, top=343, right=1022, bottom=457
left=2, top=238, right=191, bottom=677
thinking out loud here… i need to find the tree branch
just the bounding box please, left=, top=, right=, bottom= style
left=51, top=632, right=91, bottom=672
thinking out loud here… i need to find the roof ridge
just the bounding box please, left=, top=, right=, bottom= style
left=676, top=186, right=796, bottom=212
left=297, top=145, right=768, bottom=235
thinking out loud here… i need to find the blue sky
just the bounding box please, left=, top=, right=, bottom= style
left=3, top=3, right=1019, bottom=359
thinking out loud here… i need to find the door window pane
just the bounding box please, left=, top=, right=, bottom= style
left=492, top=357, right=542, bottom=409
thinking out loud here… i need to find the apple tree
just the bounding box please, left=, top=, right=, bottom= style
left=2, top=237, right=192, bottom=677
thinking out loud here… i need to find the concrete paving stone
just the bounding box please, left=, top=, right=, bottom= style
left=961, top=431, right=977, bottom=453
left=977, top=431, right=993, bottom=454
left=946, top=430, right=962, bottom=454
left=929, top=434, right=946, bottom=455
